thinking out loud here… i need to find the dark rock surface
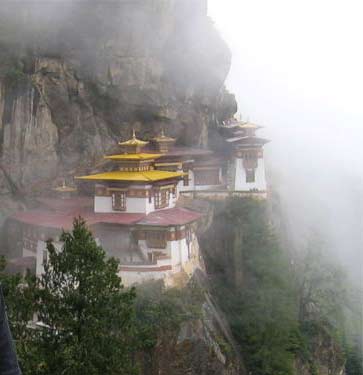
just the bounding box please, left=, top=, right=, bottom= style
left=0, top=0, right=235, bottom=206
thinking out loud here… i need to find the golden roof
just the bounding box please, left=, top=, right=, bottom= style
left=77, top=170, right=184, bottom=182
left=104, top=153, right=162, bottom=161
left=152, top=129, right=176, bottom=143
left=119, top=129, right=149, bottom=147
left=154, top=162, right=183, bottom=167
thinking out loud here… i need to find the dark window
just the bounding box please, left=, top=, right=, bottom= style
left=194, top=169, right=220, bottom=186
left=155, top=190, right=169, bottom=209
left=183, top=172, right=190, bottom=186
left=112, top=192, right=126, bottom=211
left=246, top=169, right=255, bottom=183
left=146, top=231, right=167, bottom=249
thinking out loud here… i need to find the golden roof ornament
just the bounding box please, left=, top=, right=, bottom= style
left=152, top=128, right=176, bottom=143
left=118, top=129, right=149, bottom=147
left=118, top=129, right=149, bottom=154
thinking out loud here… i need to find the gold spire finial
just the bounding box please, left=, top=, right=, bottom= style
left=119, top=129, right=149, bottom=150
left=53, top=177, right=77, bottom=194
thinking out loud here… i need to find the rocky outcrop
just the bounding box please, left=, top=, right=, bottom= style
left=294, top=327, right=346, bottom=375
left=0, top=0, right=235, bottom=212
left=151, top=297, right=242, bottom=375
left=140, top=272, right=244, bottom=375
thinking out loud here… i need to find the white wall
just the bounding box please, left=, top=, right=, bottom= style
left=119, top=268, right=172, bottom=286
left=95, top=195, right=154, bottom=214
left=95, top=190, right=177, bottom=214
left=127, top=197, right=154, bottom=214
left=233, top=158, right=267, bottom=191
left=120, top=235, right=194, bottom=287
left=137, top=231, right=189, bottom=268
left=94, top=196, right=114, bottom=213
left=36, top=240, right=62, bottom=277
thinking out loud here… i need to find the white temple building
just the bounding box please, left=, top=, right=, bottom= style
left=7, top=121, right=270, bottom=285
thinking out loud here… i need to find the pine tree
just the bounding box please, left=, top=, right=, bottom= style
left=23, top=218, right=138, bottom=375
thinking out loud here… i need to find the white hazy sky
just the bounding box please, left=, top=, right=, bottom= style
left=208, top=0, right=363, bottom=123
left=208, top=0, right=363, bottom=277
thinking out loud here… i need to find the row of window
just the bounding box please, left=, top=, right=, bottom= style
left=111, top=190, right=171, bottom=211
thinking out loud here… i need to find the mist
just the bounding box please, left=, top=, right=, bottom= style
left=209, top=0, right=363, bottom=282
left=1, top=0, right=361, bottom=281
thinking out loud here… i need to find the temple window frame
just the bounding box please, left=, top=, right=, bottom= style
left=110, top=190, right=127, bottom=211
left=145, top=231, right=167, bottom=249
left=154, top=189, right=169, bottom=209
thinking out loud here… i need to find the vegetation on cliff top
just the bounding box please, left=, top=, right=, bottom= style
left=0, top=219, right=204, bottom=375
left=1, top=201, right=361, bottom=374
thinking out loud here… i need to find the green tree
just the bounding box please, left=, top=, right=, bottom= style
left=296, top=235, right=347, bottom=328
left=0, top=257, right=37, bottom=366
left=345, top=340, right=363, bottom=375
left=19, top=218, right=137, bottom=375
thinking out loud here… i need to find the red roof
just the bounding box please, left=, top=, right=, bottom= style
left=12, top=210, right=78, bottom=230
left=11, top=209, right=145, bottom=230
left=10, top=200, right=202, bottom=230
left=36, top=197, right=92, bottom=214
left=86, top=213, right=145, bottom=226
left=136, top=208, right=203, bottom=227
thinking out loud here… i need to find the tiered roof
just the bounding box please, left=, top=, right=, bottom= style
left=152, top=129, right=176, bottom=153
left=104, top=153, right=162, bottom=161
left=118, top=129, right=149, bottom=148
left=77, top=170, right=184, bottom=182
left=222, top=119, right=270, bottom=148
left=78, top=130, right=184, bottom=183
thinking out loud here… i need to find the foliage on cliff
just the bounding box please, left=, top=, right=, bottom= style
left=1, top=218, right=228, bottom=375
left=201, top=198, right=361, bottom=375
left=2, top=219, right=138, bottom=375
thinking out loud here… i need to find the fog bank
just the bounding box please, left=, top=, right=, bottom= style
left=209, top=0, right=363, bottom=281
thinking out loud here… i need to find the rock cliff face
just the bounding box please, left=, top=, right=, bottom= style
left=0, top=0, right=236, bottom=215
left=143, top=274, right=244, bottom=375
left=0, top=4, right=240, bottom=370
left=294, top=328, right=346, bottom=375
